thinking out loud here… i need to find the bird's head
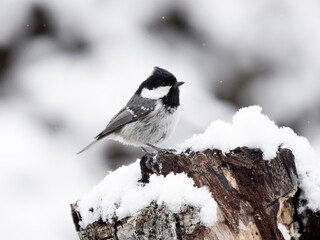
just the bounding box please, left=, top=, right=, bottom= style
left=136, top=67, right=184, bottom=99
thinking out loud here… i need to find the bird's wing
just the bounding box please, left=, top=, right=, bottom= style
left=95, top=94, right=157, bottom=140
left=77, top=95, right=156, bottom=154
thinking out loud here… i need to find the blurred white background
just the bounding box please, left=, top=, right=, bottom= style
left=1, top=0, right=320, bottom=239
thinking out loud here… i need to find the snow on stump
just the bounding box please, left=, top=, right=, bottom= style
left=71, top=106, right=320, bottom=239
left=71, top=147, right=303, bottom=240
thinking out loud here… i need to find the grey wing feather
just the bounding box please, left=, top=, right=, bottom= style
left=77, top=94, right=156, bottom=154
left=95, top=94, right=156, bottom=140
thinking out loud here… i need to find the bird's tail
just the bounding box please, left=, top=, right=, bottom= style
left=77, top=139, right=99, bottom=154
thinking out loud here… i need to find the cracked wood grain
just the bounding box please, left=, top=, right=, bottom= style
left=71, top=147, right=319, bottom=240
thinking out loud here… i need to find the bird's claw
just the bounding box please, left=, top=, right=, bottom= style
left=158, top=148, right=177, bottom=154
left=146, top=144, right=177, bottom=154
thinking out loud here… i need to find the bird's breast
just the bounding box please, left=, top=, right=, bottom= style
left=117, top=102, right=180, bottom=146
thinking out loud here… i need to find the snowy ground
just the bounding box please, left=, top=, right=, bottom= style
left=1, top=0, right=320, bottom=239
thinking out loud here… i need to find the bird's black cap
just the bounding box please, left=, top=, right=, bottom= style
left=152, top=66, right=175, bottom=79
left=136, top=67, right=177, bottom=94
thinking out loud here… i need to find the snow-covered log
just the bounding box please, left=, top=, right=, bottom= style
left=71, top=107, right=320, bottom=239
left=71, top=146, right=319, bottom=240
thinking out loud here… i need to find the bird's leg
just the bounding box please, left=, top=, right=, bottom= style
left=141, top=146, right=150, bottom=154
left=147, top=144, right=177, bottom=154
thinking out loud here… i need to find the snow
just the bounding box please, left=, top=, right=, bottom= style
left=278, top=223, right=291, bottom=240
left=1, top=0, right=320, bottom=239
left=76, top=105, right=320, bottom=230
left=77, top=160, right=217, bottom=228
left=180, top=105, right=286, bottom=159
left=180, top=106, right=320, bottom=212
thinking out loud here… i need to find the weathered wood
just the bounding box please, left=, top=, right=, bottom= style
left=71, top=202, right=207, bottom=240
left=71, top=147, right=319, bottom=239
left=139, top=147, right=298, bottom=240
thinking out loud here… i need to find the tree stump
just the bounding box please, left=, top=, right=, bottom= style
left=71, top=147, right=320, bottom=239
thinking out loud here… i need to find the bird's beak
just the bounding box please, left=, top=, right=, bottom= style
left=177, top=81, right=185, bottom=87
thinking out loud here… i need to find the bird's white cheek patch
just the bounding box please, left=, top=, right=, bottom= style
left=141, top=86, right=171, bottom=99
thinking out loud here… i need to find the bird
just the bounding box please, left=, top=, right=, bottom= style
left=77, top=66, right=184, bottom=155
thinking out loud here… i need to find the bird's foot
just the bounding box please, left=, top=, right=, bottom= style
left=158, top=148, right=177, bottom=154
left=146, top=144, right=177, bottom=154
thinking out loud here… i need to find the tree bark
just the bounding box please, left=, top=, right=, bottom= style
left=71, top=147, right=320, bottom=239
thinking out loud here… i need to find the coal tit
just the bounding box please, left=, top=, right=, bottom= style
left=77, top=67, right=184, bottom=154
